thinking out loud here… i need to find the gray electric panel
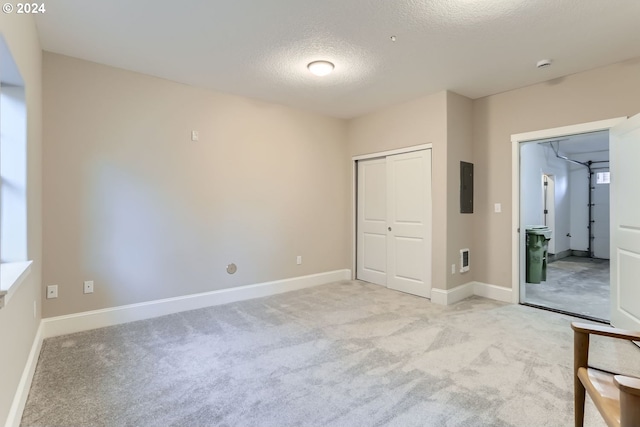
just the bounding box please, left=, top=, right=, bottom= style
left=460, top=161, right=474, bottom=213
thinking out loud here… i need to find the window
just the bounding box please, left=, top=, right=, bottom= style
left=0, top=34, right=30, bottom=308
left=596, top=171, right=610, bottom=185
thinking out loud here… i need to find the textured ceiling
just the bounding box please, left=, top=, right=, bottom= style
left=34, top=0, right=640, bottom=118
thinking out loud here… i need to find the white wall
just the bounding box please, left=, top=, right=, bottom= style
left=569, top=164, right=589, bottom=251
left=520, top=143, right=570, bottom=254
left=568, top=150, right=610, bottom=254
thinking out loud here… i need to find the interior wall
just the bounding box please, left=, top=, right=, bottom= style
left=0, top=15, right=43, bottom=427
left=519, top=143, right=570, bottom=254
left=42, top=53, right=350, bottom=318
left=347, top=90, right=474, bottom=291
left=347, top=91, right=448, bottom=290
left=446, top=92, right=474, bottom=288
left=473, top=58, right=640, bottom=289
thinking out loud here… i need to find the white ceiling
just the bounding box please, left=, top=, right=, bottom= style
left=536, top=130, right=609, bottom=156
left=555, top=131, right=609, bottom=155
left=34, top=0, right=640, bottom=119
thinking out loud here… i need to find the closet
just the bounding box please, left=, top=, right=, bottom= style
left=356, top=149, right=432, bottom=297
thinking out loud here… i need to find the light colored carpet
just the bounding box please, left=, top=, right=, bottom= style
left=21, top=280, right=640, bottom=427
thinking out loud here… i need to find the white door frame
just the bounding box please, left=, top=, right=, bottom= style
left=511, top=118, right=625, bottom=303
left=351, top=143, right=433, bottom=279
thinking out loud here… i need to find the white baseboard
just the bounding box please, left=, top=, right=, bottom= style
left=431, top=282, right=474, bottom=305
left=42, top=269, right=351, bottom=339
left=431, top=281, right=512, bottom=305
left=5, top=322, right=43, bottom=427
left=473, top=282, right=513, bottom=303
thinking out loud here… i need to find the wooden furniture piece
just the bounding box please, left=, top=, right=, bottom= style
left=572, top=322, right=640, bottom=427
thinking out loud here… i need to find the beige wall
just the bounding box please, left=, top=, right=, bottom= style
left=42, top=53, right=349, bottom=317
left=446, top=92, right=474, bottom=288
left=346, top=91, right=475, bottom=291
left=473, top=58, right=640, bottom=288
left=0, top=15, right=42, bottom=426
left=347, top=59, right=640, bottom=293
left=347, top=91, right=453, bottom=289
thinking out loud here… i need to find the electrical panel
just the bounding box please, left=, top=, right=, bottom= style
left=460, top=161, right=474, bottom=213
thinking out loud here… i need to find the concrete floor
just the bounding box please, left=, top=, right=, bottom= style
left=523, top=256, right=610, bottom=321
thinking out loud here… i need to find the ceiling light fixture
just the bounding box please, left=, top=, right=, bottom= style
left=307, top=60, right=334, bottom=76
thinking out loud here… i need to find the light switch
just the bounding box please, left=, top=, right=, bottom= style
left=494, top=203, right=502, bottom=213
left=191, top=130, right=199, bottom=142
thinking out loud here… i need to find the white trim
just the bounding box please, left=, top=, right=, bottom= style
left=351, top=160, right=357, bottom=280
left=5, top=322, right=43, bottom=427
left=510, top=118, right=626, bottom=144
left=42, top=269, right=351, bottom=338
left=510, top=117, right=626, bottom=305
left=473, top=282, right=513, bottom=303
left=431, top=283, right=474, bottom=305
left=431, top=281, right=513, bottom=305
left=351, top=143, right=433, bottom=280
left=351, top=143, right=433, bottom=161
left=0, top=261, right=33, bottom=308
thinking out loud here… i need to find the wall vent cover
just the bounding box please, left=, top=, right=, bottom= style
left=460, top=249, right=470, bottom=273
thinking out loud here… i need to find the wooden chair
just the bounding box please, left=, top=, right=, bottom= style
left=572, top=322, right=640, bottom=427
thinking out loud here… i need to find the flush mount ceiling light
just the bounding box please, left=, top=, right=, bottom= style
left=307, top=60, right=335, bottom=76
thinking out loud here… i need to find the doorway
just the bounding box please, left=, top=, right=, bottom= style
left=520, top=131, right=610, bottom=321
left=511, top=118, right=625, bottom=322
left=355, top=148, right=432, bottom=298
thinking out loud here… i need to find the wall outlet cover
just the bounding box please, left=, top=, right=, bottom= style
left=83, top=280, right=94, bottom=294
left=47, top=285, right=58, bottom=299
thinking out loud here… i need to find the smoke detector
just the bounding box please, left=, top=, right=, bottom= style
left=536, top=59, right=552, bottom=69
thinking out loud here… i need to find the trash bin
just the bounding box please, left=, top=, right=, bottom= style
left=526, top=226, right=552, bottom=284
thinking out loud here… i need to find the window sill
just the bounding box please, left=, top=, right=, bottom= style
left=0, top=261, right=33, bottom=309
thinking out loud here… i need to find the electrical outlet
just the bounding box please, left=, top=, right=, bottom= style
left=296, top=255, right=302, bottom=265
left=47, top=285, right=58, bottom=299
left=451, top=264, right=456, bottom=275
left=83, top=280, right=94, bottom=294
